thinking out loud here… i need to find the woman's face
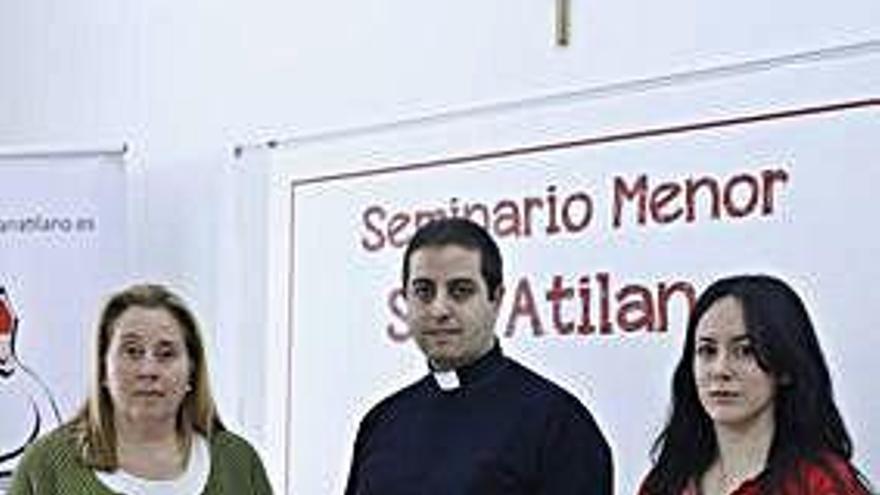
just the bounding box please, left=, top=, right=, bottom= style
left=105, top=306, right=192, bottom=425
left=693, top=296, right=777, bottom=429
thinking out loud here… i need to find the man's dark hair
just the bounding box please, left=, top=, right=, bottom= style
left=402, top=218, right=503, bottom=301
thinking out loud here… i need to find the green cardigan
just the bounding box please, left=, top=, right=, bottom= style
left=9, top=426, right=273, bottom=494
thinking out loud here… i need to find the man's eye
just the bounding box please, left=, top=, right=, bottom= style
left=411, top=284, right=434, bottom=302
left=449, top=284, right=475, bottom=301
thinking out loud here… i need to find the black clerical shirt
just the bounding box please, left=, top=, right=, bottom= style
left=344, top=344, right=613, bottom=495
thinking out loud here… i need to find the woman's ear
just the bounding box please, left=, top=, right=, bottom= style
left=778, top=373, right=793, bottom=386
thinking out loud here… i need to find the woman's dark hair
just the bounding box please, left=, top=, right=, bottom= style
left=642, top=274, right=871, bottom=494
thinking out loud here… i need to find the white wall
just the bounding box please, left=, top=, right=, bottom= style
left=1, top=1, right=878, bottom=492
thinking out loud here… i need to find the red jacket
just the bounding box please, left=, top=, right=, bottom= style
left=639, top=453, right=869, bottom=495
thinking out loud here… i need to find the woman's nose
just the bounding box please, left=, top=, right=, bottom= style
left=134, top=354, right=163, bottom=377
left=708, top=352, right=735, bottom=378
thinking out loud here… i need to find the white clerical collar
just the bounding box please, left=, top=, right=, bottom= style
left=429, top=343, right=504, bottom=391
left=431, top=369, right=461, bottom=391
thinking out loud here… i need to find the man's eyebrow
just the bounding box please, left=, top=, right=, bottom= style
left=410, top=277, right=434, bottom=285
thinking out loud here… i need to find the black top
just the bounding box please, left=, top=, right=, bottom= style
left=345, top=344, right=613, bottom=495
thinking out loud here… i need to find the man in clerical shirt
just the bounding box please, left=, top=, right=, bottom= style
left=345, top=218, right=613, bottom=495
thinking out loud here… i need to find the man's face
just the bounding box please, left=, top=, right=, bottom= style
left=406, top=245, right=502, bottom=370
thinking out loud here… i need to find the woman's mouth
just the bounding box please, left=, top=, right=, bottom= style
left=708, top=390, right=740, bottom=400
left=133, top=390, right=164, bottom=397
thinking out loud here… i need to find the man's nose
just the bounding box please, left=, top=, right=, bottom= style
left=427, top=292, right=453, bottom=319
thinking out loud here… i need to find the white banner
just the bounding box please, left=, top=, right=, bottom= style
left=254, top=52, right=880, bottom=494
left=0, top=150, right=127, bottom=490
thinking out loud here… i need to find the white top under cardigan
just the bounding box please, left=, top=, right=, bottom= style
left=94, top=434, right=210, bottom=495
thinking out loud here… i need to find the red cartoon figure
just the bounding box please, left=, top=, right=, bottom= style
left=0, top=287, right=61, bottom=489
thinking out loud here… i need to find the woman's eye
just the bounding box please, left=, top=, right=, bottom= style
left=733, top=344, right=754, bottom=359
left=695, top=345, right=715, bottom=358
left=122, top=345, right=143, bottom=359
left=156, top=348, right=178, bottom=360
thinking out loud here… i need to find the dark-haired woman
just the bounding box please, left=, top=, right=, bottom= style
left=639, top=275, right=872, bottom=495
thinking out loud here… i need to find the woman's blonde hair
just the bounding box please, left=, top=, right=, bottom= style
left=70, top=283, right=223, bottom=469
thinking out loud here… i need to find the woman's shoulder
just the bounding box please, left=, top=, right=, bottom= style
left=208, top=429, right=263, bottom=462
left=11, top=423, right=87, bottom=492
left=204, top=429, right=273, bottom=493
left=790, top=452, right=870, bottom=495
left=19, top=423, right=80, bottom=465
left=209, top=429, right=255, bottom=448
left=636, top=476, right=696, bottom=495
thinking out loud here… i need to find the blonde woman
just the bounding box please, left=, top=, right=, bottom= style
left=10, top=284, right=272, bottom=494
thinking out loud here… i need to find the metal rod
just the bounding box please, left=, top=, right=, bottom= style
left=556, top=0, right=570, bottom=47
left=0, top=143, right=128, bottom=160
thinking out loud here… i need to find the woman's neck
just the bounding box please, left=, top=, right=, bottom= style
left=114, top=413, right=188, bottom=480
left=703, top=409, right=775, bottom=495
left=116, top=411, right=178, bottom=443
